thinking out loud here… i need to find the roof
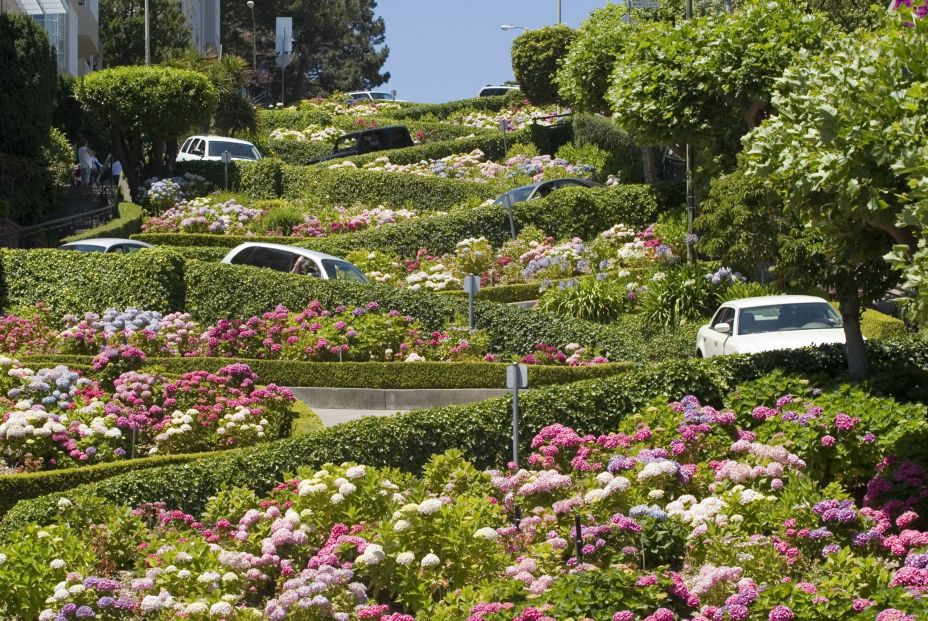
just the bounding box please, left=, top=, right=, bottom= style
left=224, top=242, right=347, bottom=262
left=184, top=135, right=258, bottom=146
left=722, top=295, right=831, bottom=309
left=60, top=238, right=152, bottom=249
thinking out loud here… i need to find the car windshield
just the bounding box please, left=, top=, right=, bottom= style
left=60, top=244, right=104, bottom=252
left=321, top=260, right=368, bottom=283
left=369, top=92, right=393, bottom=100
left=494, top=185, right=536, bottom=206
left=738, top=302, right=844, bottom=335
left=208, top=141, right=259, bottom=160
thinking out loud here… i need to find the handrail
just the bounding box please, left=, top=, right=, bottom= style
left=0, top=192, right=118, bottom=248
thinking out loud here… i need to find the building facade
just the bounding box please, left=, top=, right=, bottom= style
left=2, top=0, right=101, bottom=76
left=180, top=0, right=220, bottom=57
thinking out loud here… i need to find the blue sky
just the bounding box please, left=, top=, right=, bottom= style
left=374, top=1, right=615, bottom=103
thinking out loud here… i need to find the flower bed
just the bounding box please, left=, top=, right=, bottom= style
left=137, top=174, right=211, bottom=212
left=327, top=149, right=593, bottom=184
left=452, top=103, right=563, bottom=132
left=0, top=358, right=294, bottom=472
left=0, top=302, right=612, bottom=366
left=2, top=379, right=927, bottom=620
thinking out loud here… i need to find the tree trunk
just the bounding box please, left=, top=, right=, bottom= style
left=873, top=222, right=919, bottom=255
left=642, top=147, right=661, bottom=183
left=112, top=128, right=137, bottom=202
left=838, top=291, right=869, bottom=378
left=150, top=139, right=166, bottom=179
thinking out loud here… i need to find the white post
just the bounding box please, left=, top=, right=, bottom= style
left=144, top=0, right=151, bottom=65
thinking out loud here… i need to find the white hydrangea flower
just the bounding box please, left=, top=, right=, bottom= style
left=395, top=551, right=415, bottom=566
left=417, top=498, right=443, bottom=515
left=345, top=465, right=366, bottom=479
left=393, top=519, right=412, bottom=533
left=359, top=544, right=385, bottom=565
left=474, top=527, right=498, bottom=541
left=49, top=559, right=65, bottom=570
left=420, top=553, right=440, bottom=568
left=330, top=493, right=345, bottom=505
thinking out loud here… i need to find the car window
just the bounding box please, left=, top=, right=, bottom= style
left=60, top=244, right=105, bottom=252
left=190, top=139, right=205, bottom=156
left=495, top=185, right=536, bottom=205
left=180, top=138, right=192, bottom=153
left=738, top=302, right=842, bottom=335
left=321, top=260, right=368, bottom=283
left=123, top=244, right=146, bottom=253
left=208, top=141, right=259, bottom=160
left=234, top=247, right=294, bottom=272
left=106, top=245, right=126, bottom=254
left=370, top=92, right=393, bottom=100
left=710, top=307, right=733, bottom=327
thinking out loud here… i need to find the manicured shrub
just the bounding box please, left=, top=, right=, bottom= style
left=386, top=94, right=522, bottom=121
left=572, top=113, right=644, bottom=183
left=60, top=203, right=144, bottom=243
left=331, top=132, right=508, bottom=168
left=22, top=355, right=631, bottom=389
left=511, top=25, right=578, bottom=105
left=0, top=248, right=185, bottom=318
left=861, top=308, right=907, bottom=340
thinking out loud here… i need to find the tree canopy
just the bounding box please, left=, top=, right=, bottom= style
left=607, top=0, right=832, bottom=150
left=510, top=25, right=577, bottom=106
left=99, top=0, right=190, bottom=66
left=220, top=0, right=389, bottom=100
left=79, top=66, right=217, bottom=194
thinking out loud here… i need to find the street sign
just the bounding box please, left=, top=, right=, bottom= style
left=506, top=364, right=528, bottom=390
left=275, top=17, right=293, bottom=54
left=463, top=274, right=480, bottom=294
left=630, top=0, right=660, bottom=8
left=220, top=151, right=231, bottom=164
left=275, top=53, right=292, bottom=69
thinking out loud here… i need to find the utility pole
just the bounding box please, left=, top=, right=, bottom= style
left=557, top=0, right=561, bottom=23
left=685, top=0, right=695, bottom=267
left=144, top=0, right=151, bottom=65
left=247, top=0, right=256, bottom=72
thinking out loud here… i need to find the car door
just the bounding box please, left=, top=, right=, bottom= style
left=703, top=307, right=735, bottom=356
left=190, top=139, right=206, bottom=160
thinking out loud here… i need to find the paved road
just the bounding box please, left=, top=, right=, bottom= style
left=314, top=408, right=408, bottom=427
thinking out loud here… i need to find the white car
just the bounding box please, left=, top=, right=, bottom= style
left=347, top=91, right=405, bottom=102
left=59, top=238, right=153, bottom=253
left=696, top=295, right=846, bottom=358
left=220, top=242, right=368, bottom=283
left=478, top=85, right=520, bottom=97
left=176, top=135, right=262, bottom=163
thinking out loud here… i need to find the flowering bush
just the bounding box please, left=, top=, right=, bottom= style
left=137, top=174, right=210, bottom=212
left=141, top=197, right=264, bottom=234
left=453, top=104, right=562, bottom=132
left=3, top=385, right=928, bottom=620
left=0, top=359, right=294, bottom=471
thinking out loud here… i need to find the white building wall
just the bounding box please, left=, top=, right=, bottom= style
left=181, top=0, right=220, bottom=56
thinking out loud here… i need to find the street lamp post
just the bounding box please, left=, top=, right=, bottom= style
left=557, top=0, right=561, bottom=24
left=499, top=24, right=526, bottom=32
left=685, top=0, right=696, bottom=267
left=144, top=0, right=150, bottom=65
left=246, top=0, right=256, bottom=73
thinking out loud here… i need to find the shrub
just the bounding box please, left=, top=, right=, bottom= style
left=4, top=339, right=928, bottom=533
left=641, top=266, right=737, bottom=327
left=252, top=201, right=305, bottom=235
left=0, top=248, right=185, bottom=318
left=43, top=127, right=73, bottom=189
left=61, top=203, right=144, bottom=243
left=572, top=114, right=644, bottom=183
left=331, top=132, right=507, bottom=168
left=538, top=276, right=631, bottom=322
left=385, top=94, right=521, bottom=121
left=861, top=308, right=907, bottom=340
left=511, top=25, right=578, bottom=105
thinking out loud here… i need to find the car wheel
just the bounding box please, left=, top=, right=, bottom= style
left=696, top=349, right=705, bottom=358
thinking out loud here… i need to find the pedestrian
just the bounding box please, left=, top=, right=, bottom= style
left=111, top=159, right=122, bottom=189
left=77, top=140, right=93, bottom=186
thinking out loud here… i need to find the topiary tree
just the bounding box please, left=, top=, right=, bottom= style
left=78, top=66, right=218, bottom=196
left=0, top=14, right=57, bottom=158
left=742, top=10, right=926, bottom=377
left=607, top=0, right=832, bottom=153
left=511, top=24, right=577, bottom=105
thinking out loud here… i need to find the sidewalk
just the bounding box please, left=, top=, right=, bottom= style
left=314, top=408, right=407, bottom=427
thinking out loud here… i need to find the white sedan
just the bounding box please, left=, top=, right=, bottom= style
left=696, top=295, right=846, bottom=358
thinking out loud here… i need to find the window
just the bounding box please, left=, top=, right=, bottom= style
left=322, top=260, right=368, bottom=283
left=33, top=13, right=66, bottom=73
left=180, top=138, right=193, bottom=153
left=369, top=92, right=393, bottom=100
left=60, top=244, right=104, bottom=253
left=123, top=244, right=147, bottom=253
left=711, top=307, right=734, bottom=328
left=237, top=247, right=296, bottom=272
left=190, top=140, right=205, bottom=156
left=738, top=303, right=842, bottom=335
left=208, top=141, right=259, bottom=160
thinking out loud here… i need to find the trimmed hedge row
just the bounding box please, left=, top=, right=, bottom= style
left=61, top=203, right=143, bottom=243
left=5, top=339, right=925, bottom=534
left=20, top=355, right=632, bottom=389
left=386, top=93, right=523, bottom=121
left=175, top=159, right=282, bottom=200
left=322, top=132, right=508, bottom=168
left=280, top=165, right=496, bottom=209
left=0, top=248, right=185, bottom=317
left=442, top=282, right=542, bottom=304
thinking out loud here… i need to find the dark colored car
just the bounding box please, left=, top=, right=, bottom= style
left=492, top=178, right=603, bottom=207
left=311, top=125, right=415, bottom=163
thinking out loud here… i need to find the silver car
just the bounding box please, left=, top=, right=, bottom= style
left=220, top=242, right=369, bottom=283
left=59, top=238, right=153, bottom=253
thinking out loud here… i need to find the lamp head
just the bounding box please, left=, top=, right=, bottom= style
left=246, top=1, right=254, bottom=8
left=500, top=24, right=520, bottom=31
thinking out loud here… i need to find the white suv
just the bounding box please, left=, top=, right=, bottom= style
left=176, top=135, right=262, bottom=162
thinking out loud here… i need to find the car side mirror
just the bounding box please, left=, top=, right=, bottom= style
left=713, top=322, right=731, bottom=334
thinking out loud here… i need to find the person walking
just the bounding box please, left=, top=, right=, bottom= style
left=77, top=140, right=93, bottom=186
left=111, top=159, right=122, bottom=189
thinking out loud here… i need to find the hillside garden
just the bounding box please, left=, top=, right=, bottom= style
left=2, top=1, right=928, bottom=619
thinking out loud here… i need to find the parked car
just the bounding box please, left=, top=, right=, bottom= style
left=346, top=91, right=405, bottom=103
left=479, top=85, right=520, bottom=97
left=696, top=295, right=847, bottom=358
left=176, top=135, right=262, bottom=162
left=221, top=242, right=369, bottom=283
left=310, top=125, right=415, bottom=164
left=59, top=238, right=153, bottom=253
left=493, top=178, right=603, bottom=207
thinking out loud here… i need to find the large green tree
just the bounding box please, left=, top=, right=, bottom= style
left=79, top=66, right=217, bottom=194
left=220, top=0, right=389, bottom=101
left=743, top=11, right=927, bottom=376
left=607, top=0, right=832, bottom=152
left=99, top=0, right=190, bottom=66
left=165, top=52, right=256, bottom=136
left=511, top=25, right=577, bottom=106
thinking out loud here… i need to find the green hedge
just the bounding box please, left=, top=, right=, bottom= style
left=325, top=132, right=508, bottom=168
left=280, top=165, right=496, bottom=210
left=21, top=355, right=631, bottom=389
left=143, top=245, right=229, bottom=261
left=442, top=282, right=542, bottom=304
left=572, top=114, right=644, bottom=183
left=175, top=158, right=283, bottom=200
left=61, top=203, right=143, bottom=243
left=0, top=248, right=184, bottom=317
left=6, top=339, right=926, bottom=534
left=134, top=184, right=684, bottom=258
left=861, top=309, right=907, bottom=340
left=385, top=92, right=523, bottom=121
